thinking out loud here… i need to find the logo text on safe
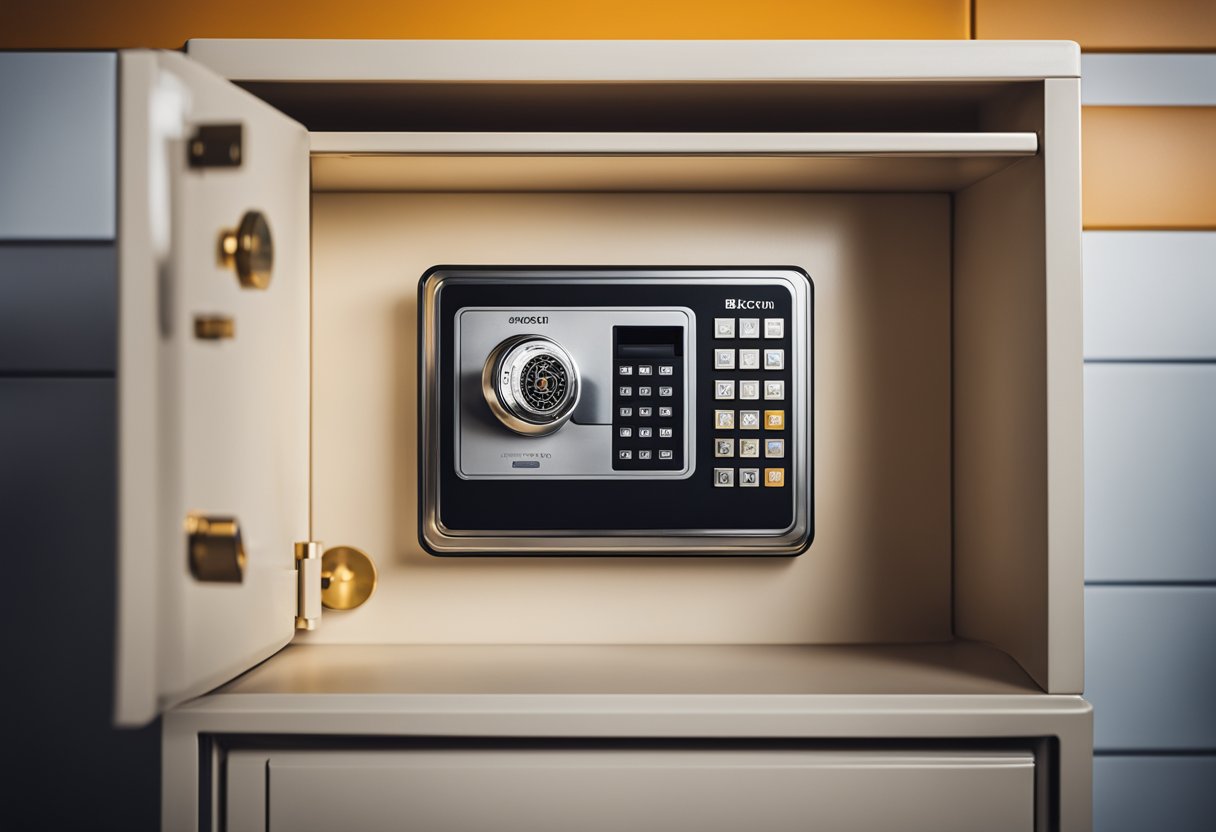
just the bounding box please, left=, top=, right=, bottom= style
left=508, top=315, right=550, bottom=325
left=724, top=299, right=775, bottom=310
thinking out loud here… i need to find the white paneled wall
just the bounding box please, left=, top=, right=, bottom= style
left=1082, top=53, right=1216, bottom=832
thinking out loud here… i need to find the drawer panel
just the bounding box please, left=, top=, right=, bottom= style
left=0, top=244, right=116, bottom=373
left=1083, top=232, right=1216, bottom=361
left=1094, top=756, right=1216, bottom=832
left=1085, top=365, right=1216, bottom=582
left=0, top=53, right=115, bottom=240
left=1086, top=587, right=1216, bottom=750
left=230, top=748, right=1035, bottom=832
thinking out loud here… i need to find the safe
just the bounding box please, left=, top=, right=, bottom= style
left=1, top=39, right=1093, bottom=831
left=419, top=267, right=813, bottom=554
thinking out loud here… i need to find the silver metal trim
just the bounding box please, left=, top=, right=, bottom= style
left=419, top=268, right=812, bottom=555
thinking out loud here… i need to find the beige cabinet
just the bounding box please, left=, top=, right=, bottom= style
left=35, top=39, right=1090, bottom=831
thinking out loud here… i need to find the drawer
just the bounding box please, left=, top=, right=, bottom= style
left=1094, top=755, right=1216, bottom=832
left=1083, top=232, right=1216, bottom=361
left=0, top=53, right=115, bottom=241
left=0, top=245, right=116, bottom=373
left=1086, top=587, right=1216, bottom=750
left=1085, top=364, right=1216, bottom=582
left=227, top=747, right=1035, bottom=832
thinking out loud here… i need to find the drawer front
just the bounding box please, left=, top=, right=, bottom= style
left=1083, top=232, right=1216, bottom=361
left=1084, top=365, right=1216, bottom=582
left=1086, top=587, right=1216, bottom=750
left=0, top=53, right=115, bottom=241
left=0, top=245, right=116, bottom=373
left=1094, top=756, right=1216, bottom=832
left=229, top=748, right=1034, bottom=832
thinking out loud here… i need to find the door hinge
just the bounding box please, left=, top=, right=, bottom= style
left=294, top=541, right=323, bottom=631
left=187, top=123, right=243, bottom=169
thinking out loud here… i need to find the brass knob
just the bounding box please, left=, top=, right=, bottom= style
left=320, top=546, right=378, bottom=610
left=217, top=210, right=273, bottom=290
left=186, top=514, right=246, bottom=583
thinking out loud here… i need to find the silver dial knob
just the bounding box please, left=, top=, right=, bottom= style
left=482, top=335, right=581, bottom=436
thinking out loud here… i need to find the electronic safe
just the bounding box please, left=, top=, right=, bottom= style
left=1, top=39, right=1092, bottom=831
left=418, top=267, right=813, bottom=554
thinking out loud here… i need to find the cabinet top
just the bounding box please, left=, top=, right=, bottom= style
left=185, top=39, right=1081, bottom=84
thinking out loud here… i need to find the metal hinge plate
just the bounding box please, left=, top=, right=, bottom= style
left=294, top=541, right=323, bottom=630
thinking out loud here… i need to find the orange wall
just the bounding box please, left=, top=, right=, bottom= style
left=0, top=1, right=969, bottom=49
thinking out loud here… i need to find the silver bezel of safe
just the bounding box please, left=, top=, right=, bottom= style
left=418, top=267, right=813, bottom=556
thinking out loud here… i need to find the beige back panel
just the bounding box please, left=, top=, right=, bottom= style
left=307, top=192, right=951, bottom=645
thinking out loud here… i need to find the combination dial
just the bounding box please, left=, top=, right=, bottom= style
left=482, top=335, right=581, bottom=436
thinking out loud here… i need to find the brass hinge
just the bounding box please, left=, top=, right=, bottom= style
left=294, top=541, right=323, bottom=631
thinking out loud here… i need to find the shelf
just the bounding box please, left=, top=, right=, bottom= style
left=309, top=131, right=1037, bottom=193
left=217, top=641, right=1042, bottom=697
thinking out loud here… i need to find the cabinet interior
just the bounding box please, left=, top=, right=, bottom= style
left=251, top=79, right=1060, bottom=696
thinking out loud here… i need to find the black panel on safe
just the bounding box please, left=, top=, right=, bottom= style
left=418, top=267, right=813, bottom=556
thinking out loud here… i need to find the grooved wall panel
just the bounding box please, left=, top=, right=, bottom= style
left=975, top=0, right=1216, bottom=51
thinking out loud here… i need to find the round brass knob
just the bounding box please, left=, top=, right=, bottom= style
left=320, top=546, right=378, bottom=611
left=218, top=210, right=274, bottom=290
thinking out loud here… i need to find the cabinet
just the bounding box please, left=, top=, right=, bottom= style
left=1, top=40, right=1090, bottom=830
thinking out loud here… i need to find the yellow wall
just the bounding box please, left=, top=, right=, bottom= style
left=0, top=1, right=969, bottom=49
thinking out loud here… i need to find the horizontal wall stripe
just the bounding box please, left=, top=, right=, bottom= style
left=1082, top=55, right=1216, bottom=106
left=975, top=0, right=1216, bottom=51
left=1083, top=231, right=1216, bottom=360
left=1082, top=107, right=1216, bottom=229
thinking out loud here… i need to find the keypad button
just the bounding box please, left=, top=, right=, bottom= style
left=714, top=349, right=735, bottom=370
left=715, top=380, right=735, bottom=400
left=619, top=450, right=632, bottom=460
left=619, top=365, right=633, bottom=376
left=765, top=318, right=785, bottom=339
left=659, top=427, right=673, bottom=438
left=764, top=380, right=785, bottom=400
left=638, top=427, right=653, bottom=438
left=638, top=450, right=652, bottom=460
left=659, top=407, right=673, bottom=418
left=764, top=467, right=785, bottom=487
left=764, top=349, right=784, bottom=370
left=658, top=386, right=673, bottom=397
left=658, top=365, right=674, bottom=376
left=619, top=427, right=633, bottom=438
left=739, top=438, right=760, bottom=458
left=740, top=468, right=760, bottom=487
left=715, top=438, right=734, bottom=458
left=714, top=318, right=736, bottom=338
left=739, top=410, right=760, bottom=430
left=714, top=468, right=735, bottom=487
left=739, top=380, right=759, bottom=400
left=739, top=348, right=760, bottom=370
left=638, top=407, right=652, bottom=418
left=638, top=386, right=652, bottom=397
left=740, top=318, right=761, bottom=339
left=765, top=438, right=785, bottom=458
left=619, top=407, right=633, bottom=417
left=638, top=365, right=653, bottom=376
left=765, top=410, right=785, bottom=430
left=715, top=410, right=735, bottom=429
left=659, top=449, right=673, bottom=460
left=619, top=386, right=632, bottom=397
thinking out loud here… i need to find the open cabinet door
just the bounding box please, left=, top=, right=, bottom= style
left=114, top=51, right=310, bottom=726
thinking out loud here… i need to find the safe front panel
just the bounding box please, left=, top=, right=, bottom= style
left=419, top=268, right=812, bottom=555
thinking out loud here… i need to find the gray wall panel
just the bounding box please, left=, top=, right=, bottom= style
left=0, top=52, right=116, bottom=240
left=0, top=244, right=116, bottom=372
left=1094, top=756, right=1216, bottom=832
left=1081, top=55, right=1216, bottom=106
left=1086, top=587, right=1216, bottom=750
left=0, top=379, right=159, bottom=829
left=1085, top=364, right=1216, bottom=582
left=1083, top=232, right=1216, bottom=361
